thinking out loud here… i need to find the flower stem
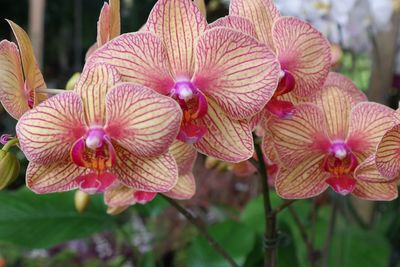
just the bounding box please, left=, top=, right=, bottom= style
left=253, top=141, right=277, bottom=267
left=2, top=139, right=19, bottom=152
left=161, top=195, right=239, bottom=267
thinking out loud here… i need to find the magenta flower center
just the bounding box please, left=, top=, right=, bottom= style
left=266, top=70, right=296, bottom=118
left=70, top=127, right=117, bottom=194
left=171, top=81, right=208, bottom=144
left=323, top=141, right=358, bottom=195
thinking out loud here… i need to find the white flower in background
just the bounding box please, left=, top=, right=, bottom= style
left=368, top=0, right=394, bottom=30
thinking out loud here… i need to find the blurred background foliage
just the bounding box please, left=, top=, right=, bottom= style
left=1, top=0, right=400, bottom=267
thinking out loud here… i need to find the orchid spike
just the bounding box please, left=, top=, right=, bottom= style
left=87, top=0, right=280, bottom=162
left=0, top=20, right=46, bottom=119
left=268, top=72, right=396, bottom=200
left=211, top=0, right=331, bottom=118
left=105, top=140, right=198, bottom=207
left=17, top=64, right=182, bottom=194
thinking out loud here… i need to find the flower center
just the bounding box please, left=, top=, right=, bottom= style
left=266, top=70, right=296, bottom=118
left=171, top=81, right=208, bottom=144
left=70, top=127, right=117, bottom=193
left=323, top=142, right=358, bottom=195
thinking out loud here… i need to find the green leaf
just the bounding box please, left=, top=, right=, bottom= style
left=0, top=188, right=115, bottom=249
left=186, top=221, right=256, bottom=267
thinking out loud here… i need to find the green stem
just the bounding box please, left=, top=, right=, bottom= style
left=2, top=139, right=19, bottom=152
left=161, top=196, right=239, bottom=267
left=254, top=142, right=276, bottom=267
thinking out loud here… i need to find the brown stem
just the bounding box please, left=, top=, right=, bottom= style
left=161, top=196, right=239, bottom=267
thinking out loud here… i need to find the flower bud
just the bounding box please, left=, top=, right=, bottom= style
left=65, top=72, right=81, bottom=90
left=107, top=205, right=129, bottom=215
left=0, top=150, right=20, bottom=190
left=74, top=190, right=91, bottom=213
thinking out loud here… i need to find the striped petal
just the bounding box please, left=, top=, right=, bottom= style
left=275, top=154, right=329, bottom=199
left=169, top=140, right=197, bottom=174
left=230, top=0, right=280, bottom=50
left=193, top=98, right=254, bottom=162
left=0, top=40, right=28, bottom=119
left=208, top=16, right=258, bottom=38
left=352, top=180, right=398, bottom=201
left=113, top=145, right=178, bottom=192
left=355, top=155, right=394, bottom=183
left=164, top=173, right=196, bottom=199
left=88, top=32, right=174, bottom=95
left=268, top=103, right=330, bottom=168
left=106, top=83, right=182, bottom=157
left=7, top=20, right=46, bottom=96
left=347, top=102, right=394, bottom=159
left=376, top=124, right=400, bottom=178
left=97, top=0, right=120, bottom=47
left=272, top=17, right=331, bottom=97
left=16, top=92, right=87, bottom=164
left=75, top=64, right=121, bottom=125
left=321, top=72, right=367, bottom=104
left=26, top=161, right=85, bottom=194
left=309, top=83, right=352, bottom=140
left=194, top=27, right=279, bottom=119
left=145, top=0, right=207, bottom=77
left=104, top=183, right=136, bottom=207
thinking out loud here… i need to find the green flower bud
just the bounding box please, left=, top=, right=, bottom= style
left=0, top=150, right=20, bottom=190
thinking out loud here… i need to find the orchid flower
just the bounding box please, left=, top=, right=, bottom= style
left=268, top=72, right=397, bottom=200
left=211, top=0, right=331, bottom=118
left=16, top=63, right=182, bottom=194
left=105, top=140, right=197, bottom=208
left=0, top=20, right=46, bottom=119
left=87, top=0, right=280, bottom=162
left=86, top=0, right=121, bottom=59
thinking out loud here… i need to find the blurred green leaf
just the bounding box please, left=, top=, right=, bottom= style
left=0, top=188, right=115, bottom=249
left=186, top=221, right=255, bottom=267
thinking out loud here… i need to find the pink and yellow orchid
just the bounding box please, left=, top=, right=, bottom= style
left=87, top=0, right=280, bottom=162
left=268, top=72, right=397, bottom=200
left=0, top=20, right=46, bottom=119
left=211, top=0, right=331, bottom=118
left=16, top=64, right=182, bottom=194
left=105, top=140, right=197, bottom=208
left=86, top=0, right=121, bottom=59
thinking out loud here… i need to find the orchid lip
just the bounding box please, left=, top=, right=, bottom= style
left=326, top=175, right=357, bottom=196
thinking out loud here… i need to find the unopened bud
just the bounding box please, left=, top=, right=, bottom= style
left=0, top=150, right=20, bottom=190
left=74, top=190, right=90, bottom=213
left=107, top=205, right=129, bottom=215
left=205, top=156, right=219, bottom=169
left=65, top=72, right=81, bottom=90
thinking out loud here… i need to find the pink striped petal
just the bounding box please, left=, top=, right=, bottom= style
left=106, top=83, right=182, bottom=157
left=113, top=145, right=178, bottom=192
left=208, top=15, right=258, bottom=38
left=272, top=17, right=331, bottom=97
left=347, top=102, right=395, bottom=159
left=7, top=20, right=46, bottom=98
left=134, top=191, right=157, bottom=204
left=163, top=173, right=196, bottom=199
left=268, top=103, right=330, bottom=168
left=352, top=180, right=398, bottom=201
left=376, top=124, right=400, bottom=178
left=0, top=40, right=28, bottom=119
left=194, top=27, right=279, bottom=119
left=230, top=0, right=280, bottom=50
left=275, top=154, right=329, bottom=199
left=104, top=183, right=136, bottom=207
left=26, top=161, right=85, bottom=194
left=355, top=155, right=395, bottom=183
left=193, top=99, right=254, bottom=162
left=169, top=140, right=197, bottom=174
left=88, top=32, right=174, bottom=95
left=97, top=0, right=120, bottom=47
left=144, top=0, right=207, bottom=77
left=322, top=72, right=367, bottom=104
left=309, top=83, right=352, bottom=140
left=75, top=64, right=121, bottom=125
left=16, top=92, right=87, bottom=164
